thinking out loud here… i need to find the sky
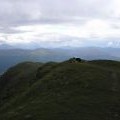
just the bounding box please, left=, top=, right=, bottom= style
left=0, top=0, right=120, bottom=48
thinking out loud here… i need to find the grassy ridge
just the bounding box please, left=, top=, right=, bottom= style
left=0, top=60, right=120, bottom=120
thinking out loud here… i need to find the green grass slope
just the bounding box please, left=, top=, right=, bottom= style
left=0, top=62, right=42, bottom=107
left=0, top=59, right=120, bottom=120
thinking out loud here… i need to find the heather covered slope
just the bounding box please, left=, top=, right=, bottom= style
left=0, top=59, right=120, bottom=120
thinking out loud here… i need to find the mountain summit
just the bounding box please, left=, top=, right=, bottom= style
left=0, top=59, right=120, bottom=120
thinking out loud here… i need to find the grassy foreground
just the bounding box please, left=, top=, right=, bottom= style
left=0, top=59, right=120, bottom=120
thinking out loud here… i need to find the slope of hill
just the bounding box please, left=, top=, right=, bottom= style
left=0, top=59, right=120, bottom=120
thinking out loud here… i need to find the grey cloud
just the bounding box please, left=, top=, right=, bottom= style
left=0, top=0, right=120, bottom=48
left=0, top=27, right=27, bottom=34
left=0, top=0, right=93, bottom=34
left=0, top=0, right=111, bottom=26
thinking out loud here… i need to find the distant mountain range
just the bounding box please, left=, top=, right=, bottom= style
left=0, top=47, right=120, bottom=74
left=0, top=44, right=15, bottom=49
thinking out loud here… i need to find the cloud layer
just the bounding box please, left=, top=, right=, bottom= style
left=0, top=0, right=120, bottom=48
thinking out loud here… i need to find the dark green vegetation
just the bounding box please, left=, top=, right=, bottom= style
left=0, top=59, right=120, bottom=120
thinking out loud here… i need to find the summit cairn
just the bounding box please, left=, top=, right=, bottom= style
left=68, top=57, right=83, bottom=63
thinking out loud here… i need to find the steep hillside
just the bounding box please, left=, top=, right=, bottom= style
left=0, top=62, right=42, bottom=106
left=0, top=59, right=120, bottom=120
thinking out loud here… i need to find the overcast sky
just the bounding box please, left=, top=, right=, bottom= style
left=0, top=0, right=120, bottom=48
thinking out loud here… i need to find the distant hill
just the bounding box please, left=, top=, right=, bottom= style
left=0, top=59, right=120, bottom=120
left=0, top=44, right=15, bottom=50
left=0, top=48, right=70, bottom=74
left=0, top=47, right=120, bottom=74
